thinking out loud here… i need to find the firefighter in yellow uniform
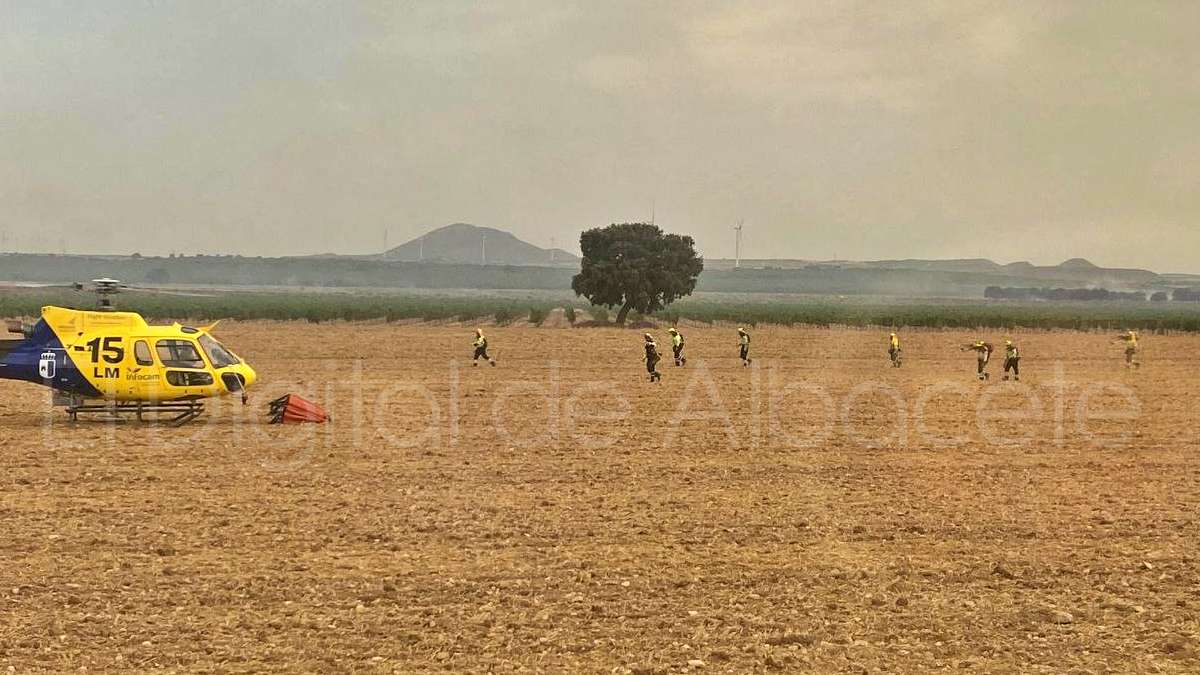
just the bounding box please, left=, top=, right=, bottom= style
left=888, top=332, right=902, bottom=367
left=1002, top=339, right=1020, bottom=381
left=473, top=328, right=496, bottom=366
left=644, top=333, right=662, bottom=382
left=961, top=340, right=994, bottom=380
left=667, top=327, right=686, bottom=366
left=1116, top=330, right=1140, bottom=369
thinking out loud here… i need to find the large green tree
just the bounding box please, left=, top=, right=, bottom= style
left=571, top=223, right=704, bottom=325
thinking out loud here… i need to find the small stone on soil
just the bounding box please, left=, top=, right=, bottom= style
left=1049, top=610, right=1074, bottom=625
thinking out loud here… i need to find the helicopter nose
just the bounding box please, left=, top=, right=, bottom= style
left=240, top=364, right=258, bottom=390
left=222, top=364, right=257, bottom=395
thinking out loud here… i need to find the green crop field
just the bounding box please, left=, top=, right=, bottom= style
left=4, top=287, right=1200, bottom=331
left=663, top=296, right=1200, bottom=332
left=0, top=289, right=564, bottom=325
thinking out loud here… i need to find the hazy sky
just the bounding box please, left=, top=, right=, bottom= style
left=3, top=1, right=1199, bottom=271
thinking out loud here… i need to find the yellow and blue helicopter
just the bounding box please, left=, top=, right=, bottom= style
left=0, top=279, right=256, bottom=424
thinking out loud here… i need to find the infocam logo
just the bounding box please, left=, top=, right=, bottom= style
left=126, top=369, right=160, bottom=382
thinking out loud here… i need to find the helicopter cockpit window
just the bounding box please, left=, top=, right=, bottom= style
left=134, top=340, right=154, bottom=366
left=156, top=340, right=205, bottom=369
left=198, top=334, right=240, bottom=368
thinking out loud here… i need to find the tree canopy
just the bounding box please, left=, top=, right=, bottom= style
left=571, top=223, right=704, bottom=325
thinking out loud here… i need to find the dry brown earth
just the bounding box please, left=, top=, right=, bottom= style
left=1, top=324, right=1198, bottom=672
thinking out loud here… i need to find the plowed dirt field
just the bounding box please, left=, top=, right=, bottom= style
left=2, top=324, right=1199, bottom=673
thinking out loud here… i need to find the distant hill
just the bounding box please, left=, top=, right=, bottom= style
left=1058, top=257, right=1099, bottom=270
left=705, top=256, right=1159, bottom=288
left=863, top=257, right=1158, bottom=286
left=382, top=223, right=578, bottom=267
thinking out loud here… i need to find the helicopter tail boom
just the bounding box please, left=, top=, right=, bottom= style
left=0, top=318, right=103, bottom=398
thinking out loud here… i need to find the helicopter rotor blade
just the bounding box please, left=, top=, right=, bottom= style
left=0, top=280, right=215, bottom=298
left=0, top=281, right=82, bottom=291
left=121, top=285, right=216, bottom=298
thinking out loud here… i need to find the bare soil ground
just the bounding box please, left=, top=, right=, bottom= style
left=2, top=324, right=1199, bottom=673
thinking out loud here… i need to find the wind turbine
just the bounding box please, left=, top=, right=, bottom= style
left=734, top=220, right=744, bottom=270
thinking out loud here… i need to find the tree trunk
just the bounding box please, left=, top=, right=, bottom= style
left=615, top=302, right=633, bottom=326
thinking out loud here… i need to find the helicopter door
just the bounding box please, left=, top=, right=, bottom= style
left=121, top=339, right=160, bottom=398
left=155, top=339, right=214, bottom=394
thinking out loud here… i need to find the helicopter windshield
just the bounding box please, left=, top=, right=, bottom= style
left=198, top=334, right=240, bottom=368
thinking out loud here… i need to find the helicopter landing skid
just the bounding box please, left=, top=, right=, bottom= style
left=64, top=400, right=205, bottom=426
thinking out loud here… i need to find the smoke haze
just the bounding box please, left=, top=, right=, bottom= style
left=2, top=2, right=1198, bottom=270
